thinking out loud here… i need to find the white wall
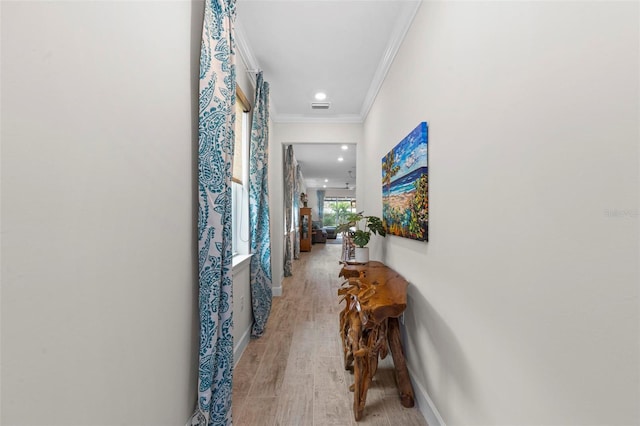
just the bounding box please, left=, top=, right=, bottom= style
left=362, top=2, right=639, bottom=425
left=277, top=122, right=363, bottom=145
left=1, top=1, right=204, bottom=424
left=306, top=189, right=319, bottom=220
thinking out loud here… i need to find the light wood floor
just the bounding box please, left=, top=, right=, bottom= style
left=232, top=243, right=428, bottom=426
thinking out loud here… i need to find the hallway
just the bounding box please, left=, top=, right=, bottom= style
left=232, top=243, right=428, bottom=426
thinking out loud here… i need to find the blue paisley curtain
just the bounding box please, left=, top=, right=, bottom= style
left=316, top=189, right=326, bottom=225
left=248, top=72, right=272, bottom=338
left=283, top=146, right=294, bottom=276
left=293, top=163, right=301, bottom=259
left=190, top=0, right=236, bottom=425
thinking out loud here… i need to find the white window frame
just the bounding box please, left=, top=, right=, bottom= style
left=232, top=91, right=250, bottom=257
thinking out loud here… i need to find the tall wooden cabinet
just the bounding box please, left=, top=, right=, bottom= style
left=300, top=207, right=312, bottom=252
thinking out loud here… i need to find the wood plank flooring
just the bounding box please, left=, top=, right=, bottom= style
left=232, top=243, right=428, bottom=426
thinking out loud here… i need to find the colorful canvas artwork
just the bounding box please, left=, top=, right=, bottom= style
left=382, top=122, right=428, bottom=241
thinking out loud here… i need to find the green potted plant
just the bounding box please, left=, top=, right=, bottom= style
left=337, top=212, right=386, bottom=263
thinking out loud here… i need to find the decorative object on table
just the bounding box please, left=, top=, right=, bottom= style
left=300, top=192, right=308, bottom=207
left=382, top=122, right=428, bottom=242
left=338, top=261, right=415, bottom=421
left=337, top=212, right=386, bottom=263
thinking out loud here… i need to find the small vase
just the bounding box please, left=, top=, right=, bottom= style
left=354, top=247, right=369, bottom=263
left=303, top=202, right=308, bottom=207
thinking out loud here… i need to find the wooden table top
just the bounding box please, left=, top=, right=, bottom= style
left=339, top=261, right=408, bottom=325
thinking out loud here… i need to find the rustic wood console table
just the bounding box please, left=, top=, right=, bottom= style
left=338, top=261, right=415, bottom=421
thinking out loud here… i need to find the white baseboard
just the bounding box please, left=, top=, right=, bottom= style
left=272, top=285, right=282, bottom=297
left=233, top=324, right=251, bottom=366
left=407, top=364, right=446, bottom=426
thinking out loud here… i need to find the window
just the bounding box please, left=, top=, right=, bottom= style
left=322, top=196, right=356, bottom=226
left=232, top=87, right=251, bottom=255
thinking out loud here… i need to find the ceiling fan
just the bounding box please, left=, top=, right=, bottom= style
left=321, top=170, right=356, bottom=190
left=343, top=171, right=356, bottom=190
left=327, top=182, right=355, bottom=190
left=323, top=181, right=356, bottom=190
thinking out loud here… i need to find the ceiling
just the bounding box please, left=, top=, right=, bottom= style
left=236, top=0, right=420, bottom=123
left=235, top=0, right=420, bottom=188
left=292, top=143, right=357, bottom=190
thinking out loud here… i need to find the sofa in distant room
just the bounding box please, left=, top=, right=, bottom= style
left=323, top=226, right=338, bottom=239
left=312, top=221, right=327, bottom=243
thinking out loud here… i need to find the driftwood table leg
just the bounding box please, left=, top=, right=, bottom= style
left=341, top=307, right=354, bottom=371
left=348, top=314, right=370, bottom=421
left=353, top=347, right=368, bottom=421
left=387, top=317, right=415, bottom=408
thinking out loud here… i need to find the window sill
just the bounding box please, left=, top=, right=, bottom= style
left=232, top=253, right=253, bottom=272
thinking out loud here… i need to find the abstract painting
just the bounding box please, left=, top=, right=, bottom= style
left=382, top=122, right=428, bottom=241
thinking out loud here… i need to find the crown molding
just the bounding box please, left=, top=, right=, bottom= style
left=359, top=0, right=421, bottom=121
left=272, top=114, right=363, bottom=124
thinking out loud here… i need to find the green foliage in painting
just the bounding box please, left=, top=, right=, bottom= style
left=408, top=174, right=428, bottom=238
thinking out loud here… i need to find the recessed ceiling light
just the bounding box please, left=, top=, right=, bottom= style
left=341, top=145, right=348, bottom=150
left=323, top=185, right=326, bottom=188
left=314, top=92, right=327, bottom=101
left=324, top=178, right=328, bottom=182
left=338, top=157, right=344, bottom=162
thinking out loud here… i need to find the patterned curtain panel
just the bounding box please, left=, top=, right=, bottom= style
left=283, top=145, right=294, bottom=277
left=190, top=0, right=236, bottom=424
left=317, top=189, right=326, bottom=225
left=293, top=164, right=301, bottom=259
left=248, top=72, right=272, bottom=338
